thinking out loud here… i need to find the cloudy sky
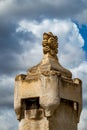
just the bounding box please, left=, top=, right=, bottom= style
left=0, top=0, right=87, bottom=130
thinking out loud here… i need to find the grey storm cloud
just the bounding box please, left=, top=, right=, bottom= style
left=0, top=74, right=14, bottom=109
left=0, top=22, right=21, bottom=53
left=0, top=22, right=22, bottom=75
left=0, top=18, right=37, bottom=113
left=0, top=17, right=39, bottom=115
left=0, top=0, right=87, bottom=23
left=0, top=20, right=34, bottom=54
left=0, top=20, right=36, bottom=75
left=0, top=91, right=13, bottom=109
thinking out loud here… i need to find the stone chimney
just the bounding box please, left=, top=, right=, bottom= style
left=14, top=32, right=82, bottom=130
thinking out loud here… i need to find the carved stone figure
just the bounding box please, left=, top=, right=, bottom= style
left=14, top=32, right=82, bottom=130
left=42, top=32, right=58, bottom=59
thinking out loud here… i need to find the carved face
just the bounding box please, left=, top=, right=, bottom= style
left=42, top=32, right=58, bottom=58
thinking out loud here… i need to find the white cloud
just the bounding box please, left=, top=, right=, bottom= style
left=0, top=108, right=18, bottom=130
left=78, top=109, right=87, bottom=130
left=15, top=42, right=42, bottom=70
left=0, top=75, right=13, bottom=88
left=17, top=19, right=85, bottom=69
left=70, top=61, right=87, bottom=130
left=0, top=75, right=18, bottom=130
left=70, top=61, right=87, bottom=99
left=71, top=62, right=87, bottom=75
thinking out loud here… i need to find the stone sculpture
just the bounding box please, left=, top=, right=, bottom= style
left=14, top=32, right=82, bottom=130
left=42, top=32, right=58, bottom=59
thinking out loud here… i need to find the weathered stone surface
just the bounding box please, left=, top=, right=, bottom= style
left=14, top=32, right=82, bottom=130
